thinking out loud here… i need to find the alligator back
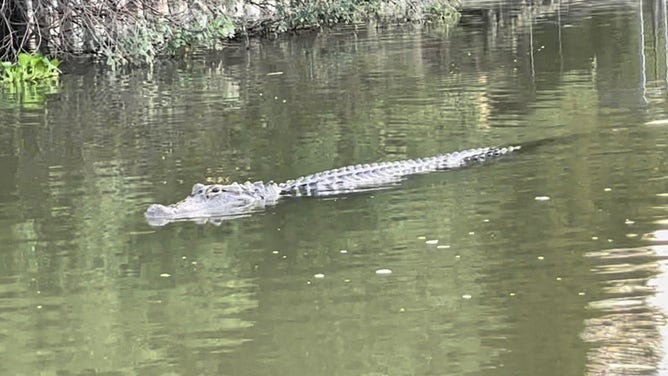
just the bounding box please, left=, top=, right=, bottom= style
left=278, top=146, right=520, bottom=197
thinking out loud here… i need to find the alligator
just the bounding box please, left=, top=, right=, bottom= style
left=145, top=145, right=521, bottom=226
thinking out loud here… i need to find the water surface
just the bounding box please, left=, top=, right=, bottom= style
left=1, top=1, right=668, bottom=375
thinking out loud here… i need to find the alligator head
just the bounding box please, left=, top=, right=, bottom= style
left=145, top=182, right=273, bottom=226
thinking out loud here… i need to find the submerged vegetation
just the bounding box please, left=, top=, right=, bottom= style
left=0, top=0, right=460, bottom=67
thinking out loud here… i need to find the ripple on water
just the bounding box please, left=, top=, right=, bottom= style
left=582, top=245, right=668, bottom=376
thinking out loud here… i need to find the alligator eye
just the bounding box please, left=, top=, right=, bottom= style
left=191, top=183, right=206, bottom=196
left=211, top=187, right=221, bottom=193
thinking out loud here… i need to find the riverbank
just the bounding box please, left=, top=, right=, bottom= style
left=0, top=0, right=460, bottom=67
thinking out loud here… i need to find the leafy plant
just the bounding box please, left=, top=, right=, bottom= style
left=0, top=53, right=61, bottom=83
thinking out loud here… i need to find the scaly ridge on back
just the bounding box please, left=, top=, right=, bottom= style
left=278, top=146, right=519, bottom=197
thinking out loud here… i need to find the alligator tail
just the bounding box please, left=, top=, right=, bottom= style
left=435, top=145, right=521, bottom=169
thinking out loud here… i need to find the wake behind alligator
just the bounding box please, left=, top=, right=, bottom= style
left=145, top=145, right=521, bottom=226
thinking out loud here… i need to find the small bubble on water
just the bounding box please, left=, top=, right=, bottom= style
left=483, top=219, right=490, bottom=223
left=509, top=292, right=516, bottom=297
left=340, top=249, right=348, bottom=254
left=468, top=231, right=475, bottom=235
left=462, top=294, right=472, bottom=300
left=182, top=256, right=187, bottom=260
left=417, top=236, right=426, bottom=240
left=604, top=187, right=612, bottom=192
left=591, top=236, right=598, bottom=240
left=425, top=239, right=439, bottom=245
left=556, top=277, right=562, bottom=281
left=578, top=291, right=586, bottom=296
left=625, top=219, right=635, bottom=225
left=537, top=256, right=544, bottom=260
left=306, top=281, right=311, bottom=285
left=399, top=307, right=405, bottom=312
left=344, top=279, right=351, bottom=283
left=626, top=233, right=638, bottom=238
left=282, top=255, right=287, bottom=259
left=437, top=245, right=451, bottom=249
left=375, top=269, right=392, bottom=275
left=535, top=196, right=551, bottom=201
left=455, top=255, right=461, bottom=259
left=272, top=250, right=279, bottom=254
left=37, top=305, right=42, bottom=309
left=160, top=273, right=171, bottom=278
left=314, top=273, right=325, bottom=279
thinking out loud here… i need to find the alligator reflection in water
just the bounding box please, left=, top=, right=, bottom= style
left=145, top=145, right=521, bottom=226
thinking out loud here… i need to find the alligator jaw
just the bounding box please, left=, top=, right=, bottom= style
left=145, top=204, right=178, bottom=227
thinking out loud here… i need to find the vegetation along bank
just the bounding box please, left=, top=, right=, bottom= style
left=0, top=0, right=461, bottom=68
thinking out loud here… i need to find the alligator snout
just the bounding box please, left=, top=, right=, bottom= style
left=145, top=204, right=175, bottom=219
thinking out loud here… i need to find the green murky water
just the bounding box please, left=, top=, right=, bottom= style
left=1, top=1, right=668, bottom=375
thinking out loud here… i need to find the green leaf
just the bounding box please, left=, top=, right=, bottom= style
left=17, top=53, right=32, bottom=67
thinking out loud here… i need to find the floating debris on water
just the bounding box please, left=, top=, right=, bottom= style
left=417, top=236, right=426, bottom=240
left=535, top=196, right=551, bottom=201
left=462, top=294, right=472, bottom=300
left=160, top=273, right=171, bottom=278
left=425, top=239, right=439, bottom=245
left=314, top=273, right=325, bottom=279
left=437, top=245, right=451, bottom=249
left=375, top=269, right=392, bottom=275
left=625, top=219, right=635, bottom=225
left=266, top=71, right=284, bottom=76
